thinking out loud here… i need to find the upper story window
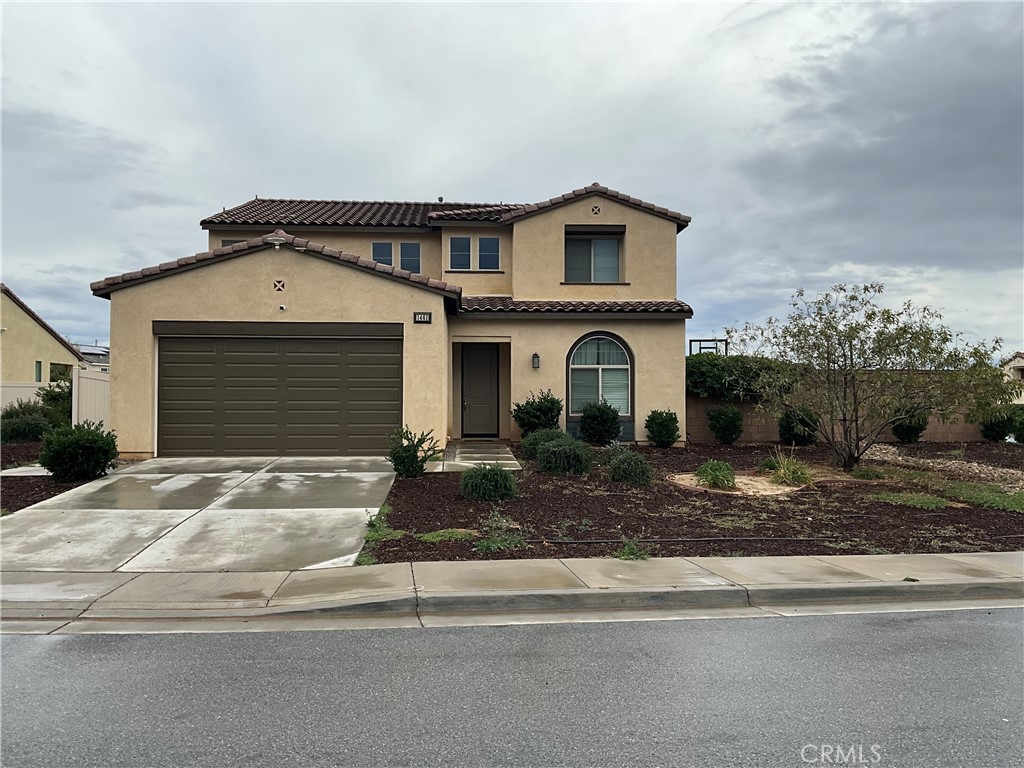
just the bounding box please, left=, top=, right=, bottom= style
left=371, top=242, right=393, bottom=266
left=565, top=237, right=620, bottom=283
left=400, top=243, right=421, bottom=273
left=479, top=238, right=500, bottom=271
left=450, top=237, right=472, bottom=270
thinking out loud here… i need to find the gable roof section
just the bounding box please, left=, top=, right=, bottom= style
left=200, top=199, right=518, bottom=229
left=90, top=231, right=462, bottom=300
left=429, top=183, right=692, bottom=232
left=461, top=296, right=693, bottom=317
left=1, top=283, right=85, bottom=361
left=200, top=184, right=691, bottom=232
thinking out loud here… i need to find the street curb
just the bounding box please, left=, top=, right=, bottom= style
left=6, top=579, right=1021, bottom=624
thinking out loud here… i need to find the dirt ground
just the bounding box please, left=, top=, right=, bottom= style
left=369, top=441, right=1024, bottom=563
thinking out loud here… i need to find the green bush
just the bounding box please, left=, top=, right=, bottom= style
left=39, top=420, right=118, bottom=482
left=607, top=450, right=654, bottom=485
left=511, top=389, right=563, bottom=437
left=685, top=353, right=786, bottom=401
left=613, top=538, right=652, bottom=560
left=460, top=464, right=519, bottom=501
left=891, top=409, right=930, bottom=444
left=36, top=376, right=72, bottom=428
left=0, top=399, right=51, bottom=443
left=386, top=426, right=441, bottom=478
left=1011, top=405, right=1024, bottom=442
left=521, top=428, right=572, bottom=460
left=474, top=509, right=528, bottom=553
left=707, top=405, right=743, bottom=445
left=578, top=400, right=621, bottom=445
left=537, top=437, right=592, bottom=475
left=980, top=413, right=1016, bottom=442
left=778, top=408, right=818, bottom=446
left=694, top=459, right=736, bottom=490
left=644, top=410, right=680, bottom=448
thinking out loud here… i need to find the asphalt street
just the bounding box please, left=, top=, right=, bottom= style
left=2, top=609, right=1021, bottom=768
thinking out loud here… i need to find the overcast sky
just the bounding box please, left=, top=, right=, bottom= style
left=3, top=2, right=1022, bottom=354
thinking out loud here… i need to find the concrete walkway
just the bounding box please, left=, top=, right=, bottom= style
left=2, top=551, right=1020, bottom=634
left=426, top=442, right=522, bottom=473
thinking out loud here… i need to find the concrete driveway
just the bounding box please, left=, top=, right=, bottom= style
left=0, top=457, right=395, bottom=573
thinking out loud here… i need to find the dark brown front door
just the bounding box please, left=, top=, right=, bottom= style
left=157, top=336, right=402, bottom=456
left=462, top=344, right=498, bottom=437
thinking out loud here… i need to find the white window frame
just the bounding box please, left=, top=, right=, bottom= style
left=449, top=236, right=472, bottom=271
left=568, top=336, right=631, bottom=416
left=478, top=237, right=501, bottom=271
left=564, top=236, right=621, bottom=283
left=399, top=242, right=421, bottom=273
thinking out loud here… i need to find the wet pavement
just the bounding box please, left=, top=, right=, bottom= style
left=0, top=456, right=395, bottom=573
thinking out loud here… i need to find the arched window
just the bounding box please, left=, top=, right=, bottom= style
left=569, top=335, right=631, bottom=415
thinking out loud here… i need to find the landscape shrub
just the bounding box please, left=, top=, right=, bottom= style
left=521, top=428, right=572, bottom=460
left=762, top=446, right=811, bottom=486
left=778, top=408, right=818, bottom=446
left=1011, top=405, right=1024, bottom=442
left=607, top=450, right=654, bottom=486
left=36, top=375, right=72, bottom=428
left=38, top=420, right=118, bottom=482
left=613, top=538, right=652, bottom=561
left=0, top=400, right=51, bottom=443
left=694, top=459, right=737, bottom=490
left=578, top=400, right=621, bottom=445
left=644, top=410, right=680, bottom=448
left=460, top=464, right=519, bottom=501
left=537, top=437, right=592, bottom=475
left=707, top=404, right=743, bottom=445
left=979, top=413, right=1016, bottom=443
left=386, top=426, right=441, bottom=478
left=685, top=353, right=788, bottom=402
left=511, top=389, right=563, bottom=437
left=891, top=409, right=930, bottom=444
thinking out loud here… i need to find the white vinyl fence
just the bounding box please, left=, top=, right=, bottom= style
left=0, top=368, right=110, bottom=426
left=71, top=367, right=110, bottom=426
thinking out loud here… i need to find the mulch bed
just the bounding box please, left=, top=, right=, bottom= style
left=1, top=442, right=42, bottom=469
left=370, top=442, right=1024, bottom=563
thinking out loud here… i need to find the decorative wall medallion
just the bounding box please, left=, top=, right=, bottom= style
left=273, top=280, right=285, bottom=291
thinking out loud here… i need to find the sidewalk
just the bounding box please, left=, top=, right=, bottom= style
left=2, top=551, right=1021, bottom=634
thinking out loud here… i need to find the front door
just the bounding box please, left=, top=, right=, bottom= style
left=462, top=344, right=499, bottom=437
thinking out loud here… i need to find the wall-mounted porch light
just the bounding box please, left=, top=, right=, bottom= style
left=532, top=353, right=540, bottom=369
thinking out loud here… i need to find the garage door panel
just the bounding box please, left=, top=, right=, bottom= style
left=158, top=335, right=402, bottom=456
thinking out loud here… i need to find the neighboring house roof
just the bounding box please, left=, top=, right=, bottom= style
left=1002, top=351, right=1024, bottom=366
left=90, top=231, right=462, bottom=299
left=0, top=283, right=85, bottom=361
left=461, top=296, right=693, bottom=317
left=200, top=183, right=691, bottom=232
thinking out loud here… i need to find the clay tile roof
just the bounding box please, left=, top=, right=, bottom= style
left=90, top=231, right=463, bottom=299
left=200, top=199, right=512, bottom=229
left=203, top=184, right=691, bottom=231
left=460, top=296, right=693, bottom=317
left=0, top=283, right=85, bottom=360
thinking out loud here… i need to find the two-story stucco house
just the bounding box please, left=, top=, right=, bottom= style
left=91, top=183, right=693, bottom=458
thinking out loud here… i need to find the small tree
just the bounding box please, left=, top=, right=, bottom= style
left=728, top=284, right=1020, bottom=470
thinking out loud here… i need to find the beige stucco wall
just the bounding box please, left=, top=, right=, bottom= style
left=1003, top=359, right=1024, bottom=404
left=107, top=246, right=449, bottom=458
left=510, top=197, right=679, bottom=301
left=0, top=292, right=80, bottom=383
left=440, top=226, right=514, bottom=296
left=448, top=316, right=687, bottom=442
left=207, top=229, right=444, bottom=283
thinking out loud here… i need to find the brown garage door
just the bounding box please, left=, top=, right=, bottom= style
left=157, top=335, right=402, bottom=456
